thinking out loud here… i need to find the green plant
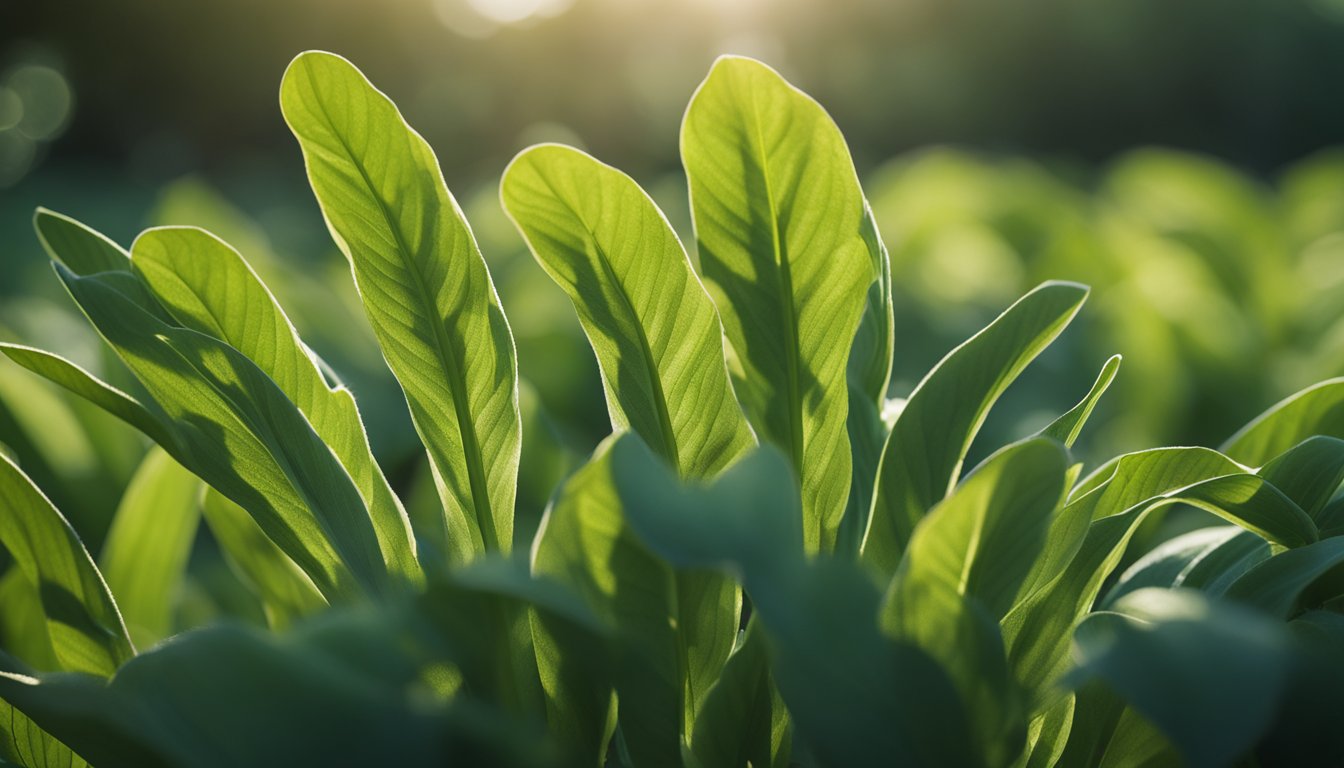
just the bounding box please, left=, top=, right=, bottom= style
left=2, top=51, right=1343, bottom=768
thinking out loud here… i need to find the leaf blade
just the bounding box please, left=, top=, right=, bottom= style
left=864, top=281, right=1089, bottom=575
left=281, top=50, right=520, bottom=560
left=682, top=55, right=875, bottom=553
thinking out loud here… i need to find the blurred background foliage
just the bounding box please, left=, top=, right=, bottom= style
left=3, top=0, right=1344, bottom=568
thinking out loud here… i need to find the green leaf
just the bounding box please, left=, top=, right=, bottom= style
left=1256, top=436, right=1344, bottom=520
left=0, top=688, right=90, bottom=768
left=130, top=226, right=419, bottom=585
left=1055, top=685, right=1180, bottom=768
left=1037, top=354, right=1122, bottom=449
left=1221, top=378, right=1344, bottom=466
left=199, top=488, right=327, bottom=628
left=0, top=568, right=59, bottom=672
left=863, top=282, right=1089, bottom=576
left=31, top=210, right=174, bottom=326
left=1004, top=453, right=1317, bottom=705
left=848, top=204, right=895, bottom=408
left=531, top=436, right=733, bottom=767
left=33, top=208, right=128, bottom=276
left=281, top=50, right=520, bottom=561
left=836, top=206, right=897, bottom=555
left=682, top=56, right=875, bottom=554
left=54, top=265, right=389, bottom=603
left=98, top=448, right=201, bottom=648
left=687, top=621, right=790, bottom=768
left=501, top=144, right=754, bottom=479
left=1223, top=537, right=1344, bottom=618
left=889, top=437, right=1070, bottom=621
left=1069, top=589, right=1292, bottom=768
left=610, top=435, right=978, bottom=767
left=0, top=615, right=557, bottom=768
left=883, top=438, right=1067, bottom=766
left=0, top=345, right=173, bottom=450
left=1101, top=526, right=1270, bottom=608
left=1017, top=446, right=1246, bottom=605
left=0, top=454, right=132, bottom=676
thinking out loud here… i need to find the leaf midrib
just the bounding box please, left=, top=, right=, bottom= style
left=532, top=165, right=681, bottom=471
left=305, top=69, right=498, bottom=553
left=744, top=80, right=805, bottom=485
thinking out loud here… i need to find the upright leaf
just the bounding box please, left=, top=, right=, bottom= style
left=1037, top=354, right=1122, bottom=449
left=99, top=448, right=201, bottom=648
left=281, top=51, right=520, bottom=560
left=883, top=438, right=1068, bottom=766
left=611, top=436, right=978, bottom=767
left=501, top=144, right=754, bottom=478
left=864, top=282, right=1088, bottom=575
left=0, top=454, right=132, bottom=677
left=530, top=438, right=700, bottom=767
left=682, top=55, right=874, bottom=553
left=837, top=207, right=897, bottom=554
left=131, top=226, right=419, bottom=583
left=503, top=145, right=748, bottom=745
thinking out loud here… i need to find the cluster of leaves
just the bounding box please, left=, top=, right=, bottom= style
left=1, top=52, right=1343, bottom=768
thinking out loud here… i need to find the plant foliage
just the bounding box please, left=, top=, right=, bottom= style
left=1, top=51, right=1342, bottom=768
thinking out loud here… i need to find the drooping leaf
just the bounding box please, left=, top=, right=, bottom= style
left=1223, top=536, right=1344, bottom=618
left=1101, top=526, right=1270, bottom=608
left=54, top=265, right=388, bottom=603
left=98, top=448, right=201, bottom=648
left=682, top=55, right=875, bottom=554
left=1255, top=436, right=1344, bottom=521
left=32, top=210, right=173, bottom=325
left=1016, top=446, right=1247, bottom=606
left=33, top=208, right=129, bottom=276
left=281, top=51, right=520, bottom=561
left=0, top=345, right=172, bottom=450
left=1005, top=461, right=1317, bottom=706
left=501, top=143, right=754, bottom=478
left=0, top=454, right=132, bottom=677
left=863, top=282, right=1088, bottom=576
left=130, top=226, right=419, bottom=584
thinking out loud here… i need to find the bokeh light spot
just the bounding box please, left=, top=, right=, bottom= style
left=0, top=88, right=22, bottom=131
left=8, top=65, right=72, bottom=141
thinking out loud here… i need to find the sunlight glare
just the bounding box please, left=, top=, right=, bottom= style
left=465, top=0, right=571, bottom=24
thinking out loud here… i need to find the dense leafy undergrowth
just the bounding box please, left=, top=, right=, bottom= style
left=1, top=52, right=1343, bottom=768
